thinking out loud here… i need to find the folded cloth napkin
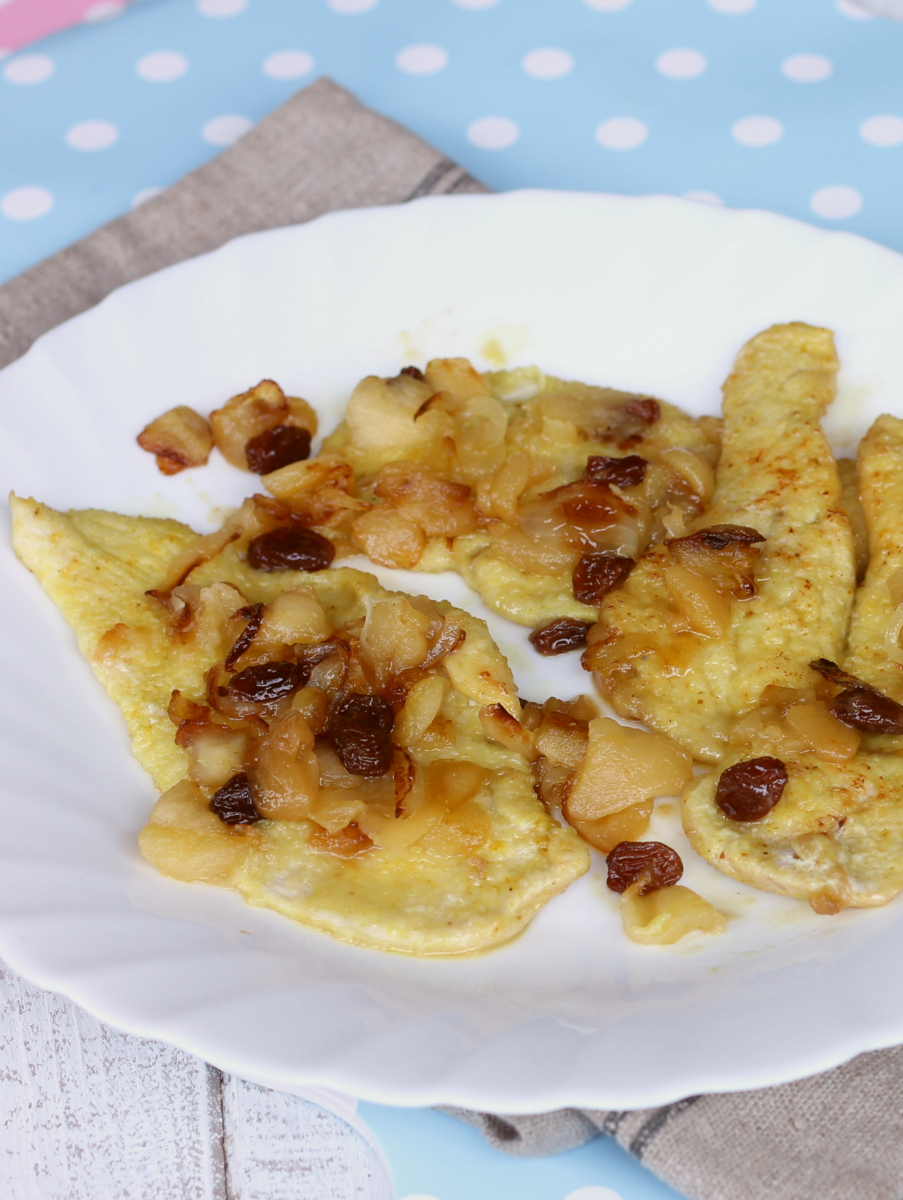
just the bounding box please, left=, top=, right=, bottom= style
left=445, top=1045, right=903, bottom=1199
left=2, top=75, right=901, bottom=1200
left=0, top=76, right=486, bottom=370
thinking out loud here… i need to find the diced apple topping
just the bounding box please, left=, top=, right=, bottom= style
left=620, top=883, right=726, bottom=945
left=210, top=379, right=317, bottom=471
left=566, top=718, right=693, bottom=822
left=137, top=405, right=214, bottom=475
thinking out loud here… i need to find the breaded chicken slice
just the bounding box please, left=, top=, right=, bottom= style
left=10, top=495, right=588, bottom=956
left=682, top=750, right=903, bottom=913
left=584, top=323, right=857, bottom=763
left=312, top=358, right=719, bottom=629
left=683, top=414, right=903, bottom=913
left=843, top=414, right=903, bottom=701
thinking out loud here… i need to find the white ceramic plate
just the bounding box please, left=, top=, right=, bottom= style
left=4, top=191, right=903, bottom=1113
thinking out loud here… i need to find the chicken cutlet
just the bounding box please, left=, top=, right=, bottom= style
left=10, top=495, right=589, bottom=955
left=584, top=323, right=857, bottom=763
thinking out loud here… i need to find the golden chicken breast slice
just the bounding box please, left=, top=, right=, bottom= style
left=10, top=495, right=588, bottom=955
left=317, top=358, right=719, bottom=628
left=682, top=750, right=903, bottom=913
left=683, top=413, right=903, bottom=912
left=585, top=323, right=857, bottom=763
left=842, top=414, right=903, bottom=700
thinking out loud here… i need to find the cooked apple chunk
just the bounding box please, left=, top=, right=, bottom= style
left=137, top=405, right=213, bottom=475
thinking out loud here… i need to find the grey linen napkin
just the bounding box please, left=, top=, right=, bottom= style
left=0, top=77, right=486, bottom=369
left=2, top=75, right=901, bottom=1200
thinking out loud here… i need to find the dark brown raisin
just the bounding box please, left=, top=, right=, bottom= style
left=400, top=365, right=425, bottom=380
left=210, top=772, right=261, bottom=825
left=529, top=618, right=593, bottom=656
left=328, top=693, right=395, bottom=777
left=715, top=756, right=787, bottom=821
left=809, top=658, right=867, bottom=689
left=227, top=661, right=306, bottom=704
left=244, top=425, right=311, bottom=474
left=225, top=603, right=264, bottom=671
left=669, top=524, right=765, bottom=552
left=623, top=398, right=660, bottom=425
left=830, top=687, right=903, bottom=734
left=247, top=526, right=335, bottom=572
left=583, top=454, right=648, bottom=489
left=606, top=841, right=683, bottom=895
left=572, top=553, right=634, bottom=606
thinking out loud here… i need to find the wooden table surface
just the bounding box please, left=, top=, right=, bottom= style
left=0, top=963, right=388, bottom=1199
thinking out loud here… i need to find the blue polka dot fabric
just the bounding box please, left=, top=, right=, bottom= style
left=1, top=0, right=902, bottom=286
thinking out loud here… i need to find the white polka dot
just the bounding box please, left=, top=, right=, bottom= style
left=708, top=0, right=756, bottom=11
left=860, top=114, right=903, bottom=146
left=781, top=53, right=833, bottom=82
left=83, top=1, right=124, bottom=19
left=684, top=190, right=723, bottom=205
left=132, top=187, right=164, bottom=208
left=810, top=185, right=863, bottom=219
left=584, top=0, right=632, bottom=9
left=65, top=120, right=119, bottom=151
left=731, top=115, right=783, bottom=146
left=836, top=0, right=873, bottom=16
left=595, top=117, right=648, bottom=150
left=563, top=1188, right=625, bottom=1200
left=3, top=54, right=55, bottom=85
left=655, top=48, right=707, bottom=79
left=522, top=48, right=573, bottom=79
left=328, top=0, right=378, bottom=11
left=1, top=186, right=53, bottom=220
left=263, top=50, right=315, bottom=79
left=395, top=45, right=448, bottom=74
left=197, top=0, right=247, bottom=16
left=136, top=51, right=189, bottom=82
left=452, top=0, right=500, bottom=8
left=467, top=116, right=519, bottom=149
left=202, top=114, right=253, bottom=145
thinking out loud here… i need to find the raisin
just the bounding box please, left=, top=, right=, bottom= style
left=210, top=772, right=261, bottom=825
left=529, top=618, right=593, bottom=656
left=247, top=526, right=335, bottom=572
left=400, top=365, right=425, bottom=380
left=830, top=687, right=903, bottom=734
left=225, top=603, right=264, bottom=671
left=227, top=661, right=306, bottom=704
left=583, top=454, right=648, bottom=489
left=606, top=840, right=683, bottom=895
left=244, top=425, right=311, bottom=474
left=623, top=398, right=660, bottom=425
left=328, top=693, right=395, bottom=776
left=572, top=553, right=634, bottom=606
left=715, top=756, right=787, bottom=822
left=809, top=658, right=868, bottom=689
left=668, top=524, right=765, bottom=552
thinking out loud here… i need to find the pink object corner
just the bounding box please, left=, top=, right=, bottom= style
left=0, top=0, right=131, bottom=54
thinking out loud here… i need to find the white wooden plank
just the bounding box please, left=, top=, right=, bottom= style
left=0, top=964, right=226, bottom=1200
left=222, top=1075, right=388, bottom=1200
